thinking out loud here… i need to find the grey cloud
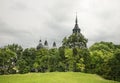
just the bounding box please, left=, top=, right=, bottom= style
left=11, top=2, right=28, bottom=10
left=0, top=19, right=31, bottom=37
left=0, top=19, right=36, bottom=48
left=0, top=0, right=120, bottom=48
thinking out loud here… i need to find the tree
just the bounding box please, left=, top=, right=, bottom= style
left=16, top=48, right=36, bottom=74
left=35, top=48, right=49, bottom=72
left=62, top=33, right=88, bottom=48
left=106, top=50, right=120, bottom=81
left=57, top=47, right=66, bottom=71
left=5, top=44, right=23, bottom=73
left=6, top=44, right=23, bottom=59
left=63, top=48, right=87, bottom=72
left=89, top=41, right=120, bottom=82
left=61, top=28, right=88, bottom=72
left=17, top=59, right=30, bottom=74
left=80, top=48, right=90, bottom=72
left=48, top=48, right=59, bottom=72
left=0, top=48, right=16, bottom=74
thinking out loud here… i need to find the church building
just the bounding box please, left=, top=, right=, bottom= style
left=36, top=39, right=56, bottom=50
left=37, top=15, right=87, bottom=49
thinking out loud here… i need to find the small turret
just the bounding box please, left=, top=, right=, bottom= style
left=37, top=40, right=43, bottom=50
left=44, top=40, right=49, bottom=49
left=44, top=40, right=48, bottom=46
left=53, top=41, right=56, bottom=48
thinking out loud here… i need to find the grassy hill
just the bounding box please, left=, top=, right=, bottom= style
left=0, top=72, right=119, bottom=83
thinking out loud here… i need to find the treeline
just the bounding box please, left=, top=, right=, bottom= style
left=0, top=42, right=120, bottom=81
left=0, top=44, right=90, bottom=73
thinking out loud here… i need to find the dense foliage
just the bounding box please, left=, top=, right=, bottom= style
left=89, top=42, right=120, bottom=81
left=0, top=41, right=120, bottom=81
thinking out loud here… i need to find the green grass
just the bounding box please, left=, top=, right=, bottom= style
left=0, top=72, right=119, bottom=83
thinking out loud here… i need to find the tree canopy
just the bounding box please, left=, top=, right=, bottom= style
left=0, top=41, right=120, bottom=82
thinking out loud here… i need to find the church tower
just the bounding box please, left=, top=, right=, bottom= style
left=62, top=15, right=88, bottom=48
left=72, top=15, right=81, bottom=34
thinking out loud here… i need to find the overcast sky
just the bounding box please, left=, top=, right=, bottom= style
left=0, top=0, right=120, bottom=48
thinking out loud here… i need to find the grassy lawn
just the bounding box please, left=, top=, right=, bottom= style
left=0, top=72, right=119, bottom=83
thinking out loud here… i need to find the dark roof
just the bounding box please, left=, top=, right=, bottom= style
left=37, top=40, right=43, bottom=50
left=44, top=40, right=48, bottom=46
left=53, top=41, right=56, bottom=47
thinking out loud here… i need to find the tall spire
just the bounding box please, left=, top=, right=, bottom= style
left=73, top=13, right=81, bottom=33
left=75, top=12, right=78, bottom=24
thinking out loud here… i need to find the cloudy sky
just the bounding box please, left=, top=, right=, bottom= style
left=0, top=0, right=120, bottom=48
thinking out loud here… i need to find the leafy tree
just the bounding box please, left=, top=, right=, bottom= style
left=58, top=47, right=65, bottom=60
left=5, top=44, right=23, bottom=73
left=106, top=50, right=120, bottom=81
left=0, top=48, right=16, bottom=74
left=89, top=41, right=115, bottom=74
left=16, top=48, right=36, bottom=73
left=48, top=48, right=59, bottom=72
left=89, top=41, right=120, bottom=82
left=62, top=33, right=87, bottom=48
left=35, top=48, right=49, bottom=72
left=64, top=48, right=88, bottom=72
left=61, top=30, right=88, bottom=72
left=22, top=48, right=36, bottom=71
left=17, top=59, right=30, bottom=74
left=6, top=44, right=23, bottom=59
left=80, top=48, right=90, bottom=72
left=57, top=47, right=66, bottom=71
left=65, top=48, right=73, bottom=71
